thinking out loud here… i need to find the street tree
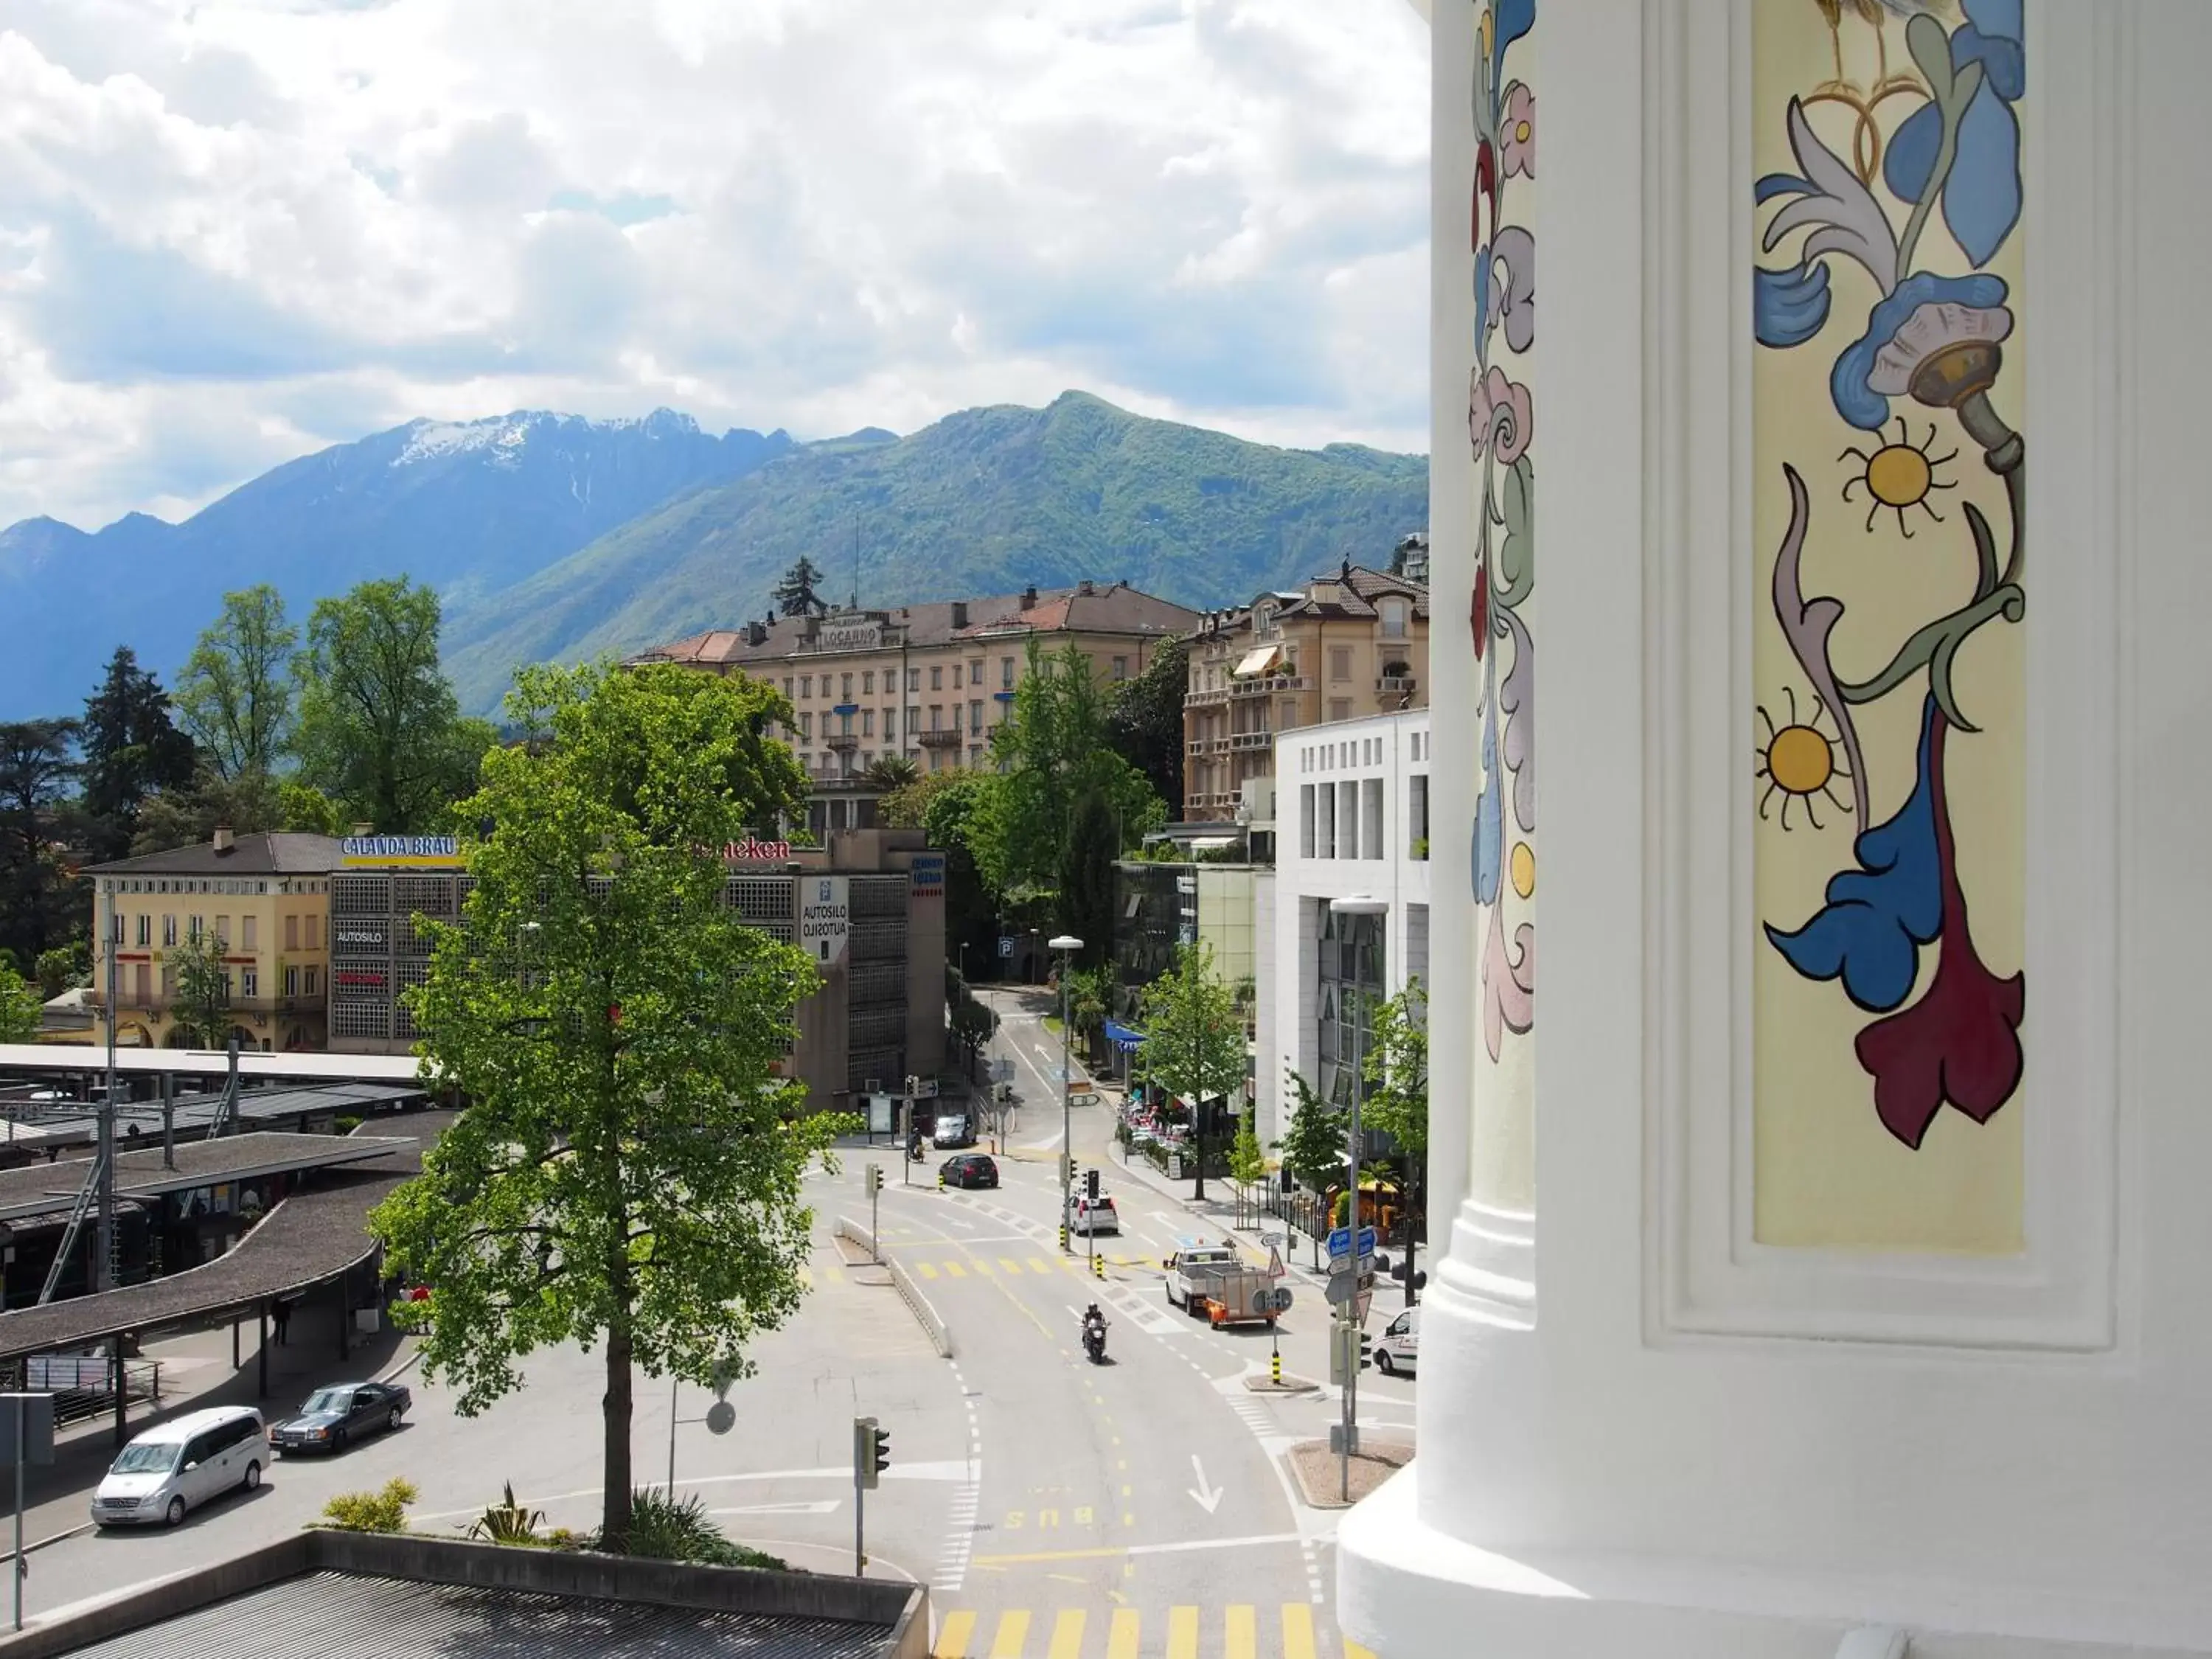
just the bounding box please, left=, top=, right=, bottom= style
left=175, top=585, right=297, bottom=779
left=1135, top=942, right=1246, bottom=1200
left=1228, top=1108, right=1267, bottom=1202
left=0, top=958, right=39, bottom=1043
left=166, top=929, right=235, bottom=1048
left=1104, top=636, right=1189, bottom=818
left=35, top=943, right=86, bottom=1000
left=81, top=647, right=198, bottom=861
left=0, top=718, right=82, bottom=968
left=369, top=661, right=842, bottom=1551
left=1054, top=788, right=1118, bottom=972
left=876, top=768, right=961, bottom=830
left=971, top=639, right=1163, bottom=894
left=293, top=578, right=493, bottom=830
left=771, top=558, right=830, bottom=618
left=1276, top=1068, right=1345, bottom=1193
left=1360, top=978, right=1430, bottom=1303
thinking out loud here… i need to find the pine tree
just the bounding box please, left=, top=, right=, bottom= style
left=81, top=647, right=198, bottom=860
left=771, top=557, right=830, bottom=618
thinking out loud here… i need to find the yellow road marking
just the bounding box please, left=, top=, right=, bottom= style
left=915, top=1262, right=939, bottom=1279
left=973, top=1259, right=994, bottom=1276
left=998, top=1258, right=1025, bottom=1275
left=1166, top=1605, right=1199, bottom=1659
left=1344, top=1643, right=1379, bottom=1659
left=987, top=1610, right=1029, bottom=1658
left=1028, top=1258, right=1056, bottom=1275
left=1283, top=1603, right=1318, bottom=1659
left=797, top=1266, right=813, bottom=1287
left=1225, top=1604, right=1257, bottom=1659
left=1046, top=1609, right=1086, bottom=1659
left=970, top=1543, right=1127, bottom=1565
left=944, top=1260, right=968, bottom=1278
left=933, top=1610, right=975, bottom=1657
left=1107, top=1608, right=1141, bottom=1659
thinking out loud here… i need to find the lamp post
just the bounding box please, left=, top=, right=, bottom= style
left=1329, top=896, right=1388, bottom=1501
left=1050, top=934, right=1083, bottom=1253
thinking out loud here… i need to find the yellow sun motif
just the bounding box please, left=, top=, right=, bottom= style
left=1839, top=418, right=1958, bottom=537
left=1510, top=841, right=1535, bottom=900
left=1755, top=686, right=1853, bottom=832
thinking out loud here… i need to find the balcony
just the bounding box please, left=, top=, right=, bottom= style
left=918, top=728, right=962, bottom=748
left=86, top=990, right=316, bottom=1017
left=825, top=730, right=860, bottom=751
left=1229, top=729, right=1273, bottom=751
left=1183, top=686, right=1232, bottom=709
left=1231, top=672, right=1308, bottom=699
left=1378, top=675, right=1417, bottom=697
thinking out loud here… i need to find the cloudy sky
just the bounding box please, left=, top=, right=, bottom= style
left=0, top=0, right=1429, bottom=532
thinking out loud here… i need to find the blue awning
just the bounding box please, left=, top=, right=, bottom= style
left=1103, top=1021, right=1147, bottom=1052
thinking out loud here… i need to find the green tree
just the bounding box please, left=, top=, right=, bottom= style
left=1228, top=1108, right=1267, bottom=1198
left=80, top=647, right=198, bottom=860
left=166, top=928, right=235, bottom=1048
left=860, top=753, right=918, bottom=796
left=1276, top=1068, right=1345, bottom=1192
left=905, top=773, right=1001, bottom=976
left=771, top=557, right=829, bottom=618
left=293, top=577, right=491, bottom=831
left=1055, top=787, right=1119, bottom=972
left=0, top=718, right=82, bottom=968
left=35, top=942, right=86, bottom=1000
left=970, top=639, right=1164, bottom=894
left=1361, top=978, right=1429, bottom=1304
left=0, top=958, right=40, bottom=1043
left=877, top=768, right=967, bottom=831
left=1135, top=942, right=1246, bottom=1200
left=175, top=585, right=296, bottom=779
left=1104, top=636, right=1189, bottom=818
left=368, top=661, right=838, bottom=1552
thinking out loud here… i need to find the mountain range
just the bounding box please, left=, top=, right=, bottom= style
left=1, top=392, right=1429, bottom=720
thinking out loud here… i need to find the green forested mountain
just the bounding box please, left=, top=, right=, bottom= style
left=441, top=392, right=1427, bottom=713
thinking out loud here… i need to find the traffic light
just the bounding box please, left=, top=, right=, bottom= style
left=852, top=1416, right=891, bottom=1488
left=1085, top=1168, right=1101, bottom=1201
left=865, top=1163, right=883, bottom=1194
left=1357, top=1329, right=1374, bottom=1373
left=1060, top=1154, right=1075, bottom=1189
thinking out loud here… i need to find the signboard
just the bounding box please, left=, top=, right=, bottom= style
left=799, top=876, right=850, bottom=967
left=1326, top=1226, right=1378, bottom=1260
left=1267, top=1287, right=1295, bottom=1314
left=909, top=854, right=945, bottom=898
left=1166, top=1151, right=1184, bottom=1180
left=0, top=1393, right=55, bottom=1468
left=1266, top=1244, right=1286, bottom=1280
left=341, top=835, right=460, bottom=868
left=866, top=1093, right=894, bottom=1134
left=723, top=838, right=793, bottom=863
left=333, top=924, right=389, bottom=952
left=998, top=937, right=1015, bottom=959
left=818, top=620, right=884, bottom=653
left=335, top=969, right=388, bottom=989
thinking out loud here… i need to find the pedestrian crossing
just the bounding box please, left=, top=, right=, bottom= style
left=799, top=1252, right=1161, bottom=1290
left=929, top=1604, right=1374, bottom=1658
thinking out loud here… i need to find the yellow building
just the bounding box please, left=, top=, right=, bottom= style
left=1181, top=560, right=1430, bottom=820
left=632, top=581, right=1200, bottom=837
left=83, top=831, right=341, bottom=1052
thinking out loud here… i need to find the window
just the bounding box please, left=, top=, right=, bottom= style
left=929, top=704, right=942, bottom=731
left=1112, top=655, right=1129, bottom=681
left=1300, top=785, right=1316, bottom=858
left=968, top=659, right=983, bottom=685
left=1317, top=905, right=1385, bottom=1109
left=800, top=713, right=814, bottom=739
left=1279, top=698, right=1298, bottom=732
left=307, top=916, right=321, bottom=950
left=931, top=665, right=943, bottom=689
left=1329, top=645, right=1352, bottom=681
left=863, top=709, right=875, bottom=736
left=1001, top=657, right=1015, bottom=689
left=242, top=915, right=257, bottom=950
left=884, top=708, right=897, bottom=738
left=161, top=964, right=176, bottom=998
left=950, top=663, right=961, bottom=688
left=907, top=668, right=920, bottom=692
left=305, top=967, right=319, bottom=995
left=215, top=916, right=230, bottom=947
left=241, top=968, right=258, bottom=1000
left=801, top=675, right=813, bottom=700
left=1408, top=773, right=1430, bottom=859
left=1380, top=598, right=1408, bottom=639
left=969, top=699, right=983, bottom=733
left=1329, top=699, right=1353, bottom=723
left=801, top=752, right=813, bottom=771
left=135, top=914, right=150, bottom=947
left=187, top=915, right=204, bottom=942
left=783, top=677, right=793, bottom=698
left=907, top=704, right=922, bottom=734
left=285, top=914, right=299, bottom=952
left=163, top=914, right=178, bottom=948
left=285, top=965, right=299, bottom=996
left=863, top=669, right=875, bottom=694
left=970, top=745, right=985, bottom=768
left=108, top=910, right=124, bottom=944
left=841, top=672, right=853, bottom=700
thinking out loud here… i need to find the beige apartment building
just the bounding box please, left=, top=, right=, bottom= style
left=633, top=581, right=1200, bottom=837
left=83, top=831, right=341, bottom=1052
left=1181, top=562, right=1430, bottom=820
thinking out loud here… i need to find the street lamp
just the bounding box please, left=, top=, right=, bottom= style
left=1328, top=896, right=1387, bottom=1503
left=1049, top=933, right=1083, bottom=1253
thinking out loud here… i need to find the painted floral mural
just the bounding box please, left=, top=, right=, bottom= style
left=1753, top=0, right=2025, bottom=1156
left=1471, top=0, right=1535, bottom=1064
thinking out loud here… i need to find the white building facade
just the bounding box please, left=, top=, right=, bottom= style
left=1259, top=709, right=1431, bottom=1152
left=1342, top=4, right=2212, bottom=1659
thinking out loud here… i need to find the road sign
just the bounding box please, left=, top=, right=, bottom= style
left=998, top=936, right=1015, bottom=958
left=1325, top=1225, right=1377, bottom=1260
left=992, top=1057, right=1016, bottom=1084
left=1267, top=1287, right=1295, bottom=1314
left=1265, top=1244, right=1286, bottom=1280
left=705, top=1401, right=735, bottom=1436
left=1352, top=1290, right=1373, bottom=1326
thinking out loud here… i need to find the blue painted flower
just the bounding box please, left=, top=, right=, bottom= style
left=1490, top=0, right=1534, bottom=112
left=1831, top=270, right=2010, bottom=431
left=1765, top=696, right=1946, bottom=1012
left=1883, top=0, right=2024, bottom=269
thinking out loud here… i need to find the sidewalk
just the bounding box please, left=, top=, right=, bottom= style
left=10, top=1287, right=416, bottom=1551
left=1105, top=1138, right=1343, bottom=1282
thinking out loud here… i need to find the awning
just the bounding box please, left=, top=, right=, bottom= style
left=1187, top=836, right=1237, bottom=852
left=1232, top=644, right=1284, bottom=678
left=1103, top=1021, right=1147, bottom=1052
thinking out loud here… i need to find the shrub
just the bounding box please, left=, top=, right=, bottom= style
left=469, top=1481, right=546, bottom=1545
left=333, top=1114, right=364, bottom=1135
left=321, top=1478, right=417, bottom=1534
left=616, top=1488, right=790, bottom=1571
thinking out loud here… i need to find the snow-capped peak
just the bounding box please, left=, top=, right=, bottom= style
left=391, top=408, right=704, bottom=469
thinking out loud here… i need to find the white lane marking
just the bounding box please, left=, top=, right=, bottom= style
left=413, top=1462, right=973, bottom=1522
left=1186, top=1454, right=1225, bottom=1514
left=710, top=1499, right=841, bottom=1517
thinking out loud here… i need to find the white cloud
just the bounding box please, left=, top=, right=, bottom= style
left=0, top=0, right=1430, bottom=530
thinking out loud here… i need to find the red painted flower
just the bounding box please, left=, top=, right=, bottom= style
left=1472, top=563, right=1490, bottom=661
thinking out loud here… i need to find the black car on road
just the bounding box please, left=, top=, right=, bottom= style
left=270, top=1380, right=411, bottom=1455
left=940, top=1153, right=999, bottom=1189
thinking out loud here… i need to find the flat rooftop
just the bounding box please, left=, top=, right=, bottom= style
left=0, top=1081, right=426, bottom=1157
left=0, top=1044, right=431, bottom=1086
left=0, top=1130, right=414, bottom=1225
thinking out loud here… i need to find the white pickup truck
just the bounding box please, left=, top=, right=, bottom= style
left=1161, top=1239, right=1242, bottom=1310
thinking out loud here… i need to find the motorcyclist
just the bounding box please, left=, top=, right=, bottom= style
left=1081, top=1301, right=1107, bottom=1359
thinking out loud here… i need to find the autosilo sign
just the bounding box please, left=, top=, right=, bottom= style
left=799, top=876, right=850, bottom=967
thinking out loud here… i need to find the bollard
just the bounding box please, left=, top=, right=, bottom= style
left=1092, top=1251, right=1105, bottom=1281
left=1271, top=1348, right=1283, bottom=1386
left=1060, top=1225, right=1070, bottom=1252
left=937, top=1166, right=946, bottom=1191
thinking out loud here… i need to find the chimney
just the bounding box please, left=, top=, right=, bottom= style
left=211, top=826, right=234, bottom=854
left=746, top=621, right=768, bottom=646
left=1022, top=585, right=1038, bottom=610
left=951, top=600, right=969, bottom=629
left=1077, top=579, right=1095, bottom=597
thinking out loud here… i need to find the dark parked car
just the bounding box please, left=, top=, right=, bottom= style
left=269, top=1380, right=411, bottom=1455
left=940, top=1153, right=999, bottom=1189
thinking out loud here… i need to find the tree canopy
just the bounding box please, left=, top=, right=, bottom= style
left=1135, top=941, right=1245, bottom=1196
left=80, top=647, right=198, bottom=863
left=0, top=958, right=39, bottom=1043
left=1104, top=636, right=1189, bottom=818
left=771, top=557, right=830, bottom=618
left=369, top=661, right=837, bottom=1551
left=165, top=929, right=235, bottom=1049
left=0, top=719, right=81, bottom=967
left=1276, top=1067, right=1346, bottom=1192
left=1054, top=787, right=1119, bottom=972
left=175, top=585, right=296, bottom=779
left=1360, top=978, right=1428, bottom=1171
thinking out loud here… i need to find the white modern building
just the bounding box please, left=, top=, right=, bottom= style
left=1259, top=708, right=1430, bottom=1152
left=1343, top=4, right=2212, bottom=1659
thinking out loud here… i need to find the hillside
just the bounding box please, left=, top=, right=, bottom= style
left=442, top=392, right=1427, bottom=712
left=0, top=410, right=792, bottom=718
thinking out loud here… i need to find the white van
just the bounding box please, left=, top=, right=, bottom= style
left=1376, top=1306, right=1420, bottom=1376
left=91, top=1405, right=269, bottom=1528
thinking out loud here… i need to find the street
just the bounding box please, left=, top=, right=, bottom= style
left=27, top=987, right=1412, bottom=1657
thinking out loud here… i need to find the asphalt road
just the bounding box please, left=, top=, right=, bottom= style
left=27, top=984, right=1412, bottom=1658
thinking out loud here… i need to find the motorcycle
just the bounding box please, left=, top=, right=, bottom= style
left=908, top=1137, right=927, bottom=1163
left=1081, top=1307, right=1109, bottom=1365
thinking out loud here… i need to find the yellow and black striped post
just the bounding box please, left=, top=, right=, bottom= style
left=936, top=1164, right=946, bottom=1191
left=1059, top=1224, right=1070, bottom=1252
left=1271, top=1347, right=1283, bottom=1386
left=1092, top=1250, right=1105, bottom=1281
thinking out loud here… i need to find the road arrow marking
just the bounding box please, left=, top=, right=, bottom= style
left=1186, top=1455, right=1224, bottom=1514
